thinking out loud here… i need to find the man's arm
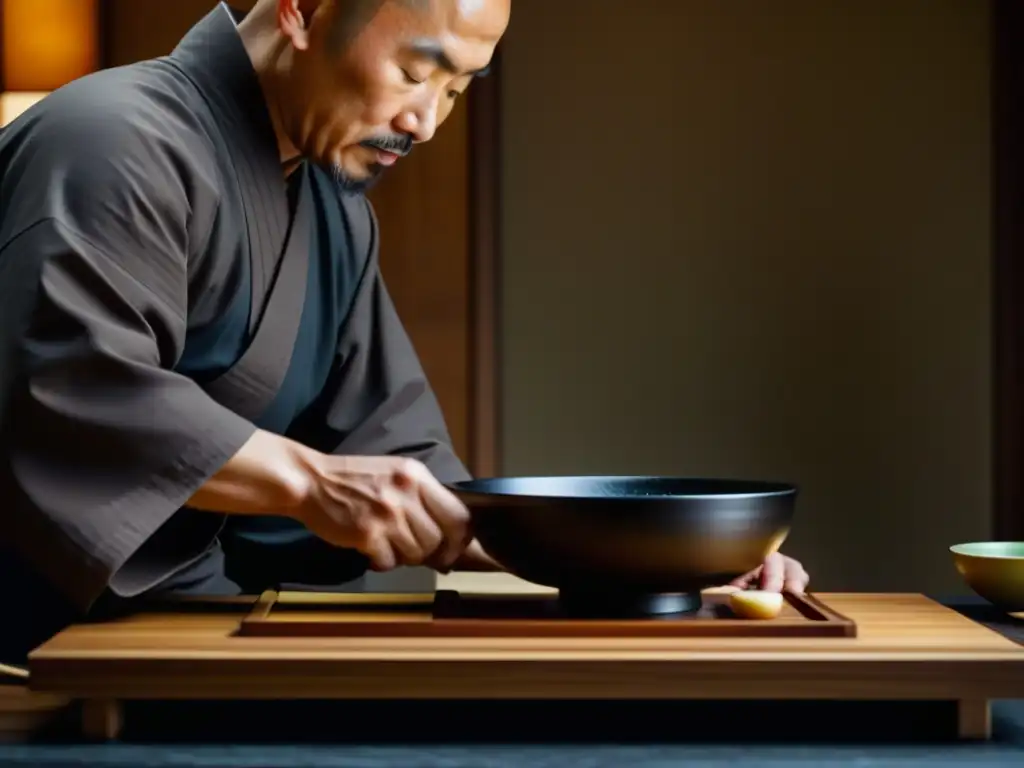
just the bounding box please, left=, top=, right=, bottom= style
left=0, top=90, right=260, bottom=610
left=289, top=195, right=502, bottom=572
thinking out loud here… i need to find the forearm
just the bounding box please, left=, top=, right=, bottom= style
left=189, top=431, right=506, bottom=579
left=186, top=429, right=317, bottom=517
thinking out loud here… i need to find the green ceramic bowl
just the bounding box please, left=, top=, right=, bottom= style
left=950, top=541, right=1024, bottom=618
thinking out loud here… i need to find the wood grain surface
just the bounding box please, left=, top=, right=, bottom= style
left=21, top=573, right=1024, bottom=740
left=26, top=593, right=1024, bottom=702
left=236, top=589, right=858, bottom=638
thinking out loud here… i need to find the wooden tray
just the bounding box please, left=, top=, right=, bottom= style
left=236, top=588, right=857, bottom=638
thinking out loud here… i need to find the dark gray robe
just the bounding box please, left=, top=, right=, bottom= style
left=0, top=2, right=467, bottom=656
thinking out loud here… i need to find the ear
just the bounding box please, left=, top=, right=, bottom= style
left=276, top=0, right=314, bottom=51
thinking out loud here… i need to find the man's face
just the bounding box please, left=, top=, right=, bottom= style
left=276, top=0, right=509, bottom=192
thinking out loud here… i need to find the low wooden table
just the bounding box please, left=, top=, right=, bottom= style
left=24, top=574, right=1024, bottom=742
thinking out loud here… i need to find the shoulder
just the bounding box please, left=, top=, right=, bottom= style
left=1, top=63, right=220, bottom=245
left=2, top=63, right=216, bottom=200
left=16, top=63, right=210, bottom=155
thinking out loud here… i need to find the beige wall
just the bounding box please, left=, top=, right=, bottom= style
left=500, top=0, right=993, bottom=594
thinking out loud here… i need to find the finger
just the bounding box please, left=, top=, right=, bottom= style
left=387, top=514, right=424, bottom=566
left=785, top=563, right=810, bottom=594
left=365, top=529, right=398, bottom=572
left=416, top=475, right=471, bottom=565
left=424, top=538, right=491, bottom=574
left=376, top=483, right=428, bottom=565
left=729, top=567, right=760, bottom=589
left=403, top=497, right=445, bottom=559
left=759, top=552, right=786, bottom=592
left=429, top=532, right=473, bottom=572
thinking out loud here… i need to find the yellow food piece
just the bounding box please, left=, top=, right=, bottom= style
left=729, top=590, right=784, bottom=619
left=702, top=585, right=741, bottom=595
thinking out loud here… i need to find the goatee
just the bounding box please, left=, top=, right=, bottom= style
left=325, top=162, right=385, bottom=195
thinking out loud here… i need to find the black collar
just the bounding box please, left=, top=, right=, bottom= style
left=167, top=2, right=282, bottom=179
left=167, top=2, right=298, bottom=338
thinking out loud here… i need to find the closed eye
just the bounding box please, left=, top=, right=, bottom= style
left=401, top=69, right=424, bottom=85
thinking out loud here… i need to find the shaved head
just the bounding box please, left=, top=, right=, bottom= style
left=330, top=0, right=432, bottom=49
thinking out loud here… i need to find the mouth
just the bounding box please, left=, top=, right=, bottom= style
left=373, top=148, right=402, bottom=167
left=359, top=138, right=411, bottom=168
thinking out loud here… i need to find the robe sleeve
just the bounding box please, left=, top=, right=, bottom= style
left=295, top=196, right=471, bottom=485
left=0, top=95, right=257, bottom=611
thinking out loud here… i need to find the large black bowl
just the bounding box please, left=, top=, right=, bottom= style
left=449, top=476, right=797, bottom=617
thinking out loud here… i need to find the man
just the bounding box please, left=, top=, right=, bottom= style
left=0, top=0, right=808, bottom=663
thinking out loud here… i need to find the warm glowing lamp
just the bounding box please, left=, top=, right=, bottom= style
left=0, top=0, right=100, bottom=126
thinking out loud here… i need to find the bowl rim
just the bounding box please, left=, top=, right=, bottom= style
left=447, top=475, right=799, bottom=501
left=950, top=541, right=1024, bottom=559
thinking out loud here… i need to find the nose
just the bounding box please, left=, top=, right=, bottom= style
left=392, top=92, right=440, bottom=144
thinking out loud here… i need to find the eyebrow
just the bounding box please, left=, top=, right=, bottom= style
left=408, top=39, right=491, bottom=77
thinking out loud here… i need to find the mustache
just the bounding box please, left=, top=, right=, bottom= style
left=359, top=135, right=414, bottom=156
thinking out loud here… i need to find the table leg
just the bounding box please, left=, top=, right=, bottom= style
left=81, top=699, right=122, bottom=741
left=957, top=698, right=991, bottom=740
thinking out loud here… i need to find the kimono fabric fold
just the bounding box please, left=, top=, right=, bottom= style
left=0, top=1, right=467, bottom=663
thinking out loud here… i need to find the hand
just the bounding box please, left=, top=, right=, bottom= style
left=296, top=454, right=472, bottom=572
left=728, top=552, right=809, bottom=594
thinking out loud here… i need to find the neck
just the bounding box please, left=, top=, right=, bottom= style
left=237, top=4, right=303, bottom=174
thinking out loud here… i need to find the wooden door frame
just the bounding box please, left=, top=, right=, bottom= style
left=466, top=50, right=503, bottom=478
left=993, top=0, right=1024, bottom=539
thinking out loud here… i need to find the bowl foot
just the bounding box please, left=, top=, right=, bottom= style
left=557, top=590, right=703, bottom=617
